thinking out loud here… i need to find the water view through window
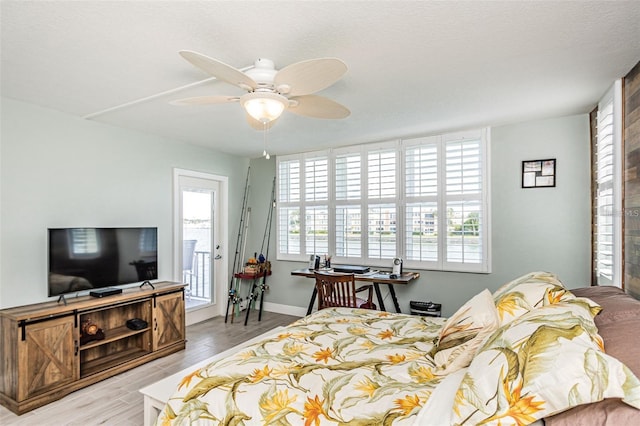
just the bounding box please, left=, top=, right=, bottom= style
left=182, top=189, right=213, bottom=307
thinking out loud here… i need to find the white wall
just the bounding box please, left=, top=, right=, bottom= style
left=0, top=97, right=248, bottom=308
left=490, top=115, right=592, bottom=283
left=249, top=114, right=592, bottom=317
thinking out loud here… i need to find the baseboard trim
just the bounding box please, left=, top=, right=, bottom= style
left=261, top=301, right=308, bottom=317
left=190, top=302, right=308, bottom=325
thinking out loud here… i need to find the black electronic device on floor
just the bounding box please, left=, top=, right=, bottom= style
left=410, top=300, right=442, bottom=317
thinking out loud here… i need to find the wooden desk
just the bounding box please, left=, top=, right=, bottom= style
left=291, top=268, right=420, bottom=315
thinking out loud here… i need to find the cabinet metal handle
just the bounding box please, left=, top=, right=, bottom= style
left=154, top=318, right=158, bottom=331
left=19, top=320, right=26, bottom=341
left=74, top=340, right=79, bottom=356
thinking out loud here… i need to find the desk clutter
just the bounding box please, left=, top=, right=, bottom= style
left=331, top=265, right=371, bottom=274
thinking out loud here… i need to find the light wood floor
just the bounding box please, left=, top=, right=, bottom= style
left=0, top=311, right=301, bottom=426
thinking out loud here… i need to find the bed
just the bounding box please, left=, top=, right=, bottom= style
left=156, top=272, right=640, bottom=425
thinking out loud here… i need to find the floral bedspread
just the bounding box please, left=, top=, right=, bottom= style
left=157, top=308, right=447, bottom=425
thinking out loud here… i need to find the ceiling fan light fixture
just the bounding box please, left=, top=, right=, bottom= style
left=241, top=92, right=287, bottom=123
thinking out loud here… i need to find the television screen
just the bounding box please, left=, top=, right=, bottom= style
left=48, top=227, right=158, bottom=297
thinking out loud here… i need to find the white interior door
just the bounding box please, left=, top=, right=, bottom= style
left=174, top=169, right=228, bottom=325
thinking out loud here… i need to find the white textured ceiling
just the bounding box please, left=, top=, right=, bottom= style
left=2, top=1, right=640, bottom=158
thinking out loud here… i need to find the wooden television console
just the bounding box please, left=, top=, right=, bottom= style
left=0, top=281, right=186, bottom=415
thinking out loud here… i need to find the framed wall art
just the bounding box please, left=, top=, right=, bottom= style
left=522, top=159, right=556, bottom=188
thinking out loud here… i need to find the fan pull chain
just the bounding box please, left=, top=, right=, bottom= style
left=262, top=122, right=270, bottom=159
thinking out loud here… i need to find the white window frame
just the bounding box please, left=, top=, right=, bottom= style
left=276, top=128, right=491, bottom=273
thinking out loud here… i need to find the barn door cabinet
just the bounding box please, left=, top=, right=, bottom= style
left=153, top=291, right=186, bottom=351
left=0, top=281, right=186, bottom=415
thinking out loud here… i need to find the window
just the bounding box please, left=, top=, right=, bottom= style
left=593, top=80, right=623, bottom=286
left=404, top=131, right=488, bottom=272
left=277, top=128, right=490, bottom=273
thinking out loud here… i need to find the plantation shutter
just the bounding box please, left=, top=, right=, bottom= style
left=278, top=158, right=301, bottom=255
left=593, top=80, right=622, bottom=286
left=305, top=156, right=328, bottom=202
left=405, top=140, right=439, bottom=264
left=367, top=148, right=397, bottom=259
left=444, top=136, right=483, bottom=267
left=595, top=100, right=614, bottom=281
left=368, top=149, right=396, bottom=199
left=304, top=155, right=329, bottom=255
left=276, top=128, right=489, bottom=272
left=335, top=151, right=362, bottom=258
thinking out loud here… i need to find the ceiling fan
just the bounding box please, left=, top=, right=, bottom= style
left=171, top=51, right=350, bottom=130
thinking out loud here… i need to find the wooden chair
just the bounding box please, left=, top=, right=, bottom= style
left=314, top=272, right=376, bottom=310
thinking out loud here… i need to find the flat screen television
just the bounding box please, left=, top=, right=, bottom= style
left=48, top=227, right=158, bottom=297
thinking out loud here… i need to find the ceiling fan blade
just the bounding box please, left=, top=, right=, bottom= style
left=288, top=95, right=350, bottom=119
left=179, top=50, right=257, bottom=90
left=246, top=113, right=278, bottom=131
left=170, top=95, right=239, bottom=106
left=275, top=58, right=347, bottom=96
